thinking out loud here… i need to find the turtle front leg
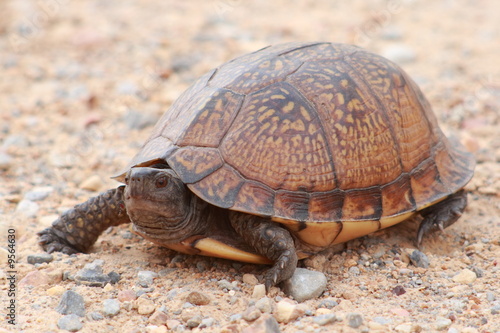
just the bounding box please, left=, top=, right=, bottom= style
left=417, top=190, right=467, bottom=246
left=229, top=211, right=298, bottom=291
left=38, top=186, right=131, bottom=254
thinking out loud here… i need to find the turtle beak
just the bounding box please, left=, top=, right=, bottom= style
left=125, top=167, right=153, bottom=199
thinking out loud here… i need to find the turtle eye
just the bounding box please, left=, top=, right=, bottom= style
left=155, top=176, right=168, bottom=188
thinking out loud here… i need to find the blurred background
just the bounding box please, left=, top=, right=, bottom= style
left=1, top=1, right=499, bottom=332
left=1, top=0, right=498, bottom=185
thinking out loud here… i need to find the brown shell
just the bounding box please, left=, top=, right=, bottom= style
left=120, top=42, right=475, bottom=224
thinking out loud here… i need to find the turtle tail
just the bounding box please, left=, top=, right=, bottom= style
left=38, top=186, right=130, bottom=254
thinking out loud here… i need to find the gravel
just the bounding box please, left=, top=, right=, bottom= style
left=410, top=250, right=430, bottom=268
left=452, top=269, right=477, bottom=284
left=434, top=317, right=452, bottom=330
left=199, top=317, right=215, bottom=328
left=57, top=314, right=83, bottom=332
left=242, top=314, right=280, bottom=333
left=102, top=299, right=120, bottom=317
left=186, top=314, right=203, bottom=328
left=27, top=253, right=54, bottom=264
left=0, top=152, right=13, bottom=170
left=347, top=312, right=364, bottom=328
left=317, top=298, right=338, bottom=309
left=55, top=290, right=86, bottom=317
left=313, top=313, right=338, bottom=326
left=255, top=297, right=275, bottom=314
left=24, top=186, right=53, bottom=201
left=185, top=291, right=210, bottom=305
left=74, top=259, right=111, bottom=287
left=15, top=199, right=39, bottom=218
left=281, top=268, right=327, bottom=302
left=137, top=270, right=158, bottom=287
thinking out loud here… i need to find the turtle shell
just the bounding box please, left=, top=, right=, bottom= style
left=118, top=42, right=474, bottom=245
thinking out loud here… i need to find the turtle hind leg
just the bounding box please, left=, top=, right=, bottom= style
left=229, top=211, right=298, bottom=292
left=38, top=186, right=130, bottom=254
left=417, top=190, right=467, bottom=246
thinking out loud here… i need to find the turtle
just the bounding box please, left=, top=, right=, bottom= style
left=38, top=42, right=475, bottom=290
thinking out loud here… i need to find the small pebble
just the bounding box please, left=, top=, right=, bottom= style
left=229, top=313, right=243, bottom=323
left=74, top=259, right=110, bottom=287
left=186, top=315, right=203, bottom=328
left=313, top=313, right=337, bottom=326
left=16, top=199, right=39, bottom=218
left=56, top=290, right=86, bottom=317
left=409, top=250, right=430, bottom=268
left=196, top=261, right=207, bottom=272
left=185, top=291, right=210, bottom=305
left=118, top=289, right=137, bottom=302
left=348, top=266, right=360, bottom=276
left=166, top=319, right=182, bottom=330
left=145, top=325, right=167, bottom=333
left=394, top=323, right=412, bottom=333
left=183, top=302, right=194, bottom=309
left=242, top=314, right=280, bottom=333
left=373, top=316, right=392, bottom=325
left=274, top=300, right=305, bottom=323
left=138, top=270, right=158, bottom=287
left=102, top=299, right=120, bottom=317
left=435, top=317, right=452, bottom=331
left=108, top=271, right=121, bottom=284
left=116, top=81, right=138, bottom=95
left=90, top=311, right=104, bottom=321
left=347, top=313, right=363, bottom=328
left=255, top=297, right=275, bottom=314
left=57, top=314, right=83, bottom=332
left=242, top=273, right=259, bottom=285
left=282, top=268, right=327, bottom=302
left=19, top=270, right=50, bottom=287
left=47, top=285, right=66, bottom=296
left=452, top=269, right=477, bottom=284
left=79, top=175, right=103, bottom=191
left=369, top=321, right=387, bottom=330
left=0, top=152, right=13, bottom=170
left=491, top=305, right=500, bottom=315
left=317, top=299, right=338, bottom=309
left=218, top=279, right=235, bottom=291
left=199, top=317, right=215, bottom=328
left=2, top=134, right=29, bottom=148
left=252, top=284, right=266, bottom=299
left=486, top=292, right=495, bottom=302
left=24, top=186, right=54, bottom=201
left=137, top=297, right=156, bottom=315
left=391, top=308, right=410, bottom=317
left=392, top=285, right=406, bottom=296
left=243, top=306, right=261, bottom=322
left=27, top=253, right=54, bottom=264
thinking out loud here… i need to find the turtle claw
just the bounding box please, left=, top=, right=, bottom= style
left=38, top=227, right=81, bottom=255
left=264, top=270, right=279, bottom=293
left=416, top=190, right=467, bottom=247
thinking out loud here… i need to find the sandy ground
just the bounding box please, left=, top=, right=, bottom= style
left=1, top=0, right=499, bottom=332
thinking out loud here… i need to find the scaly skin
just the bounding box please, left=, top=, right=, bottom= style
left=417, top=190, right=467, bottom=246
left=229, top=211, right=298, bottom=291
left=38, top=186, right=130, bottom=254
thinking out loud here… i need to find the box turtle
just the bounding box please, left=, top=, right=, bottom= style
left=39, top=42, right=475, bottom=290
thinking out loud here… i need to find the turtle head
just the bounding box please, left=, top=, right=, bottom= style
left=123, top=167, right=197, bottom=243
